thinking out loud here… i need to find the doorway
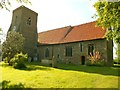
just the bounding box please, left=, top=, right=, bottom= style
left=81, top=56, right=85, bottom=65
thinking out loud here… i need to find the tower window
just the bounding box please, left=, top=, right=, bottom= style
left=27, top=17, right=31, bottom=25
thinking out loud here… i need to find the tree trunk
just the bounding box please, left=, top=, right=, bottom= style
left=118, top=43, right=120, bottom=62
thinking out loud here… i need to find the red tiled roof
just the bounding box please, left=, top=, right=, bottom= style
left=62, top=21, right=106, bottom=43
left=38, top=26, right=72, bottom=44
left=38, top=21, right=106, bottom=45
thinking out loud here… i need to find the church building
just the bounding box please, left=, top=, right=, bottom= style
left=8, top=6, right=113, bottom=66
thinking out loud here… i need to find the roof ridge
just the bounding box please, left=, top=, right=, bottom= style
left=38, top=20, right=106, bottom=45
left=13, top=5, right=38, bottom=15
left=38, top=21, right=96, bottom=34
left=38, top=26, right=72, bottom=34
left=59, top=26, right=74, bottom=42
left=72, top=21, right=96, bottom=27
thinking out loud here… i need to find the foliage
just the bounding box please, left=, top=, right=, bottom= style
left=10, top=52, right=28, bottom=68
left=1, top=62, right=118, bottom=88
left=0, top=28, right=1, bottom=30
left=87, top=51, right=105, bottom=66
left=86, top=59, right=105, bottom=66
left=2, top=80, right=24, bottom=88
left=88, top=51, right=101, bottom=64
left=0, top=0, right=31, bottom=11
left=2, top=31, right=25, bottom=65
left=118, top=44, right=120, bottom=61
left=3, top=57, right=10, bottom=63
left=94, top=0, right=120, bottom=44
left=0, top=0, right=31, bottom=35
left=0, top=28, right=3, bottom=41
left=114, top=58, right=120, bottom=64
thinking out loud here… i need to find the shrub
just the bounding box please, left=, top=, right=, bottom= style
left=13, top=62, right=26, bottom=69
left=87, top=51, right=105, bottom=66
left=3, top=57, right=9, bottom=63
left=86, top=59, right=105, bottom=66
left=2, top=31, right=25, bottom=65
left=10, top=53, right=28, bottom=69
left=94, top=59, right=105, bottom=66
left=114, top=58, right=120, bottom=64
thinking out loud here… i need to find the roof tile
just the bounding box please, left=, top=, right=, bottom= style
left=38, top=26, right=72, bottom=44
left=38, top=21, right=106, bottom=44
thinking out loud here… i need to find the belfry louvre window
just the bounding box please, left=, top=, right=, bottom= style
left=45, top=48, right=49, bottom=57
left=27, top=17, right=31, bottom=25
left=88, top=44, right=94, bottom=55
left=65, top=47, right=72, bottom=57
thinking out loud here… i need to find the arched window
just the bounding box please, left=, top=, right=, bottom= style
left=88, top=44, right=94, bottom=55
left=45, top=48, right=49, bottom=58
left=80, top=43, right=82, bottom=52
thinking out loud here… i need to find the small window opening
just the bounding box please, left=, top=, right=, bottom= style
left=27, top=17, right=31, bottom=25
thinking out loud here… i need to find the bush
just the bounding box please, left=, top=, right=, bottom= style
left=3, top=57, right=9, bottom=63
left=2, top=31, right=25, bottom=65
left=94, top=59, right=105, bottom=66
left=87, top=51, right=105, bottom=66
left=114, top=58, right=120, bottom=64
left=13, top=62, right=26, bottom=69
left=10, top=53, right=28, bottom=69
left=86, top=59, right=105, bottom=66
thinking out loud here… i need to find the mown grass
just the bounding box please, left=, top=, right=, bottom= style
left=0, top=62, right=119, bottom=88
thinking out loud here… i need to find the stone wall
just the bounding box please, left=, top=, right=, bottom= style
left=38, top=39, right=113, bottom=66
left=9, top=6, right=38, bottom=57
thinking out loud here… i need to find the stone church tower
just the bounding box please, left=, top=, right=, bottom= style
left=8, top=6, right=38, bottom=58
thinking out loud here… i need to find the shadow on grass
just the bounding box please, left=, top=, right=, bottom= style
left=1, top=80, right=24, bottom=89
left=25, top=65, right=51, bottom=71
left=57, top=64, right=119, bottom=76
left=17, top=62, right=52, bottom=71
left=1, top=61, right=119, bottom=76
left=1, top=61, right=51, bottom=71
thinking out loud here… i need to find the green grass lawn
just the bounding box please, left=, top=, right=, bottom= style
left=0, top=62, right=119, bottom=88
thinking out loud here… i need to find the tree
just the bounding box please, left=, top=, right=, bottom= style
left=118, top=44, right=120, bottom=62
left=94, top=0, right=120, bottom=43
left=0, top=0, right=31, bottom=11
left=0, top=28, right=2, bottom=31
left=0, top=28, right=2, bottom=42
left=94, top=0, right=120, bottom=62
left=0, top=0, right=31, bottom=35
left=2, top=31, right=25, bottom=65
